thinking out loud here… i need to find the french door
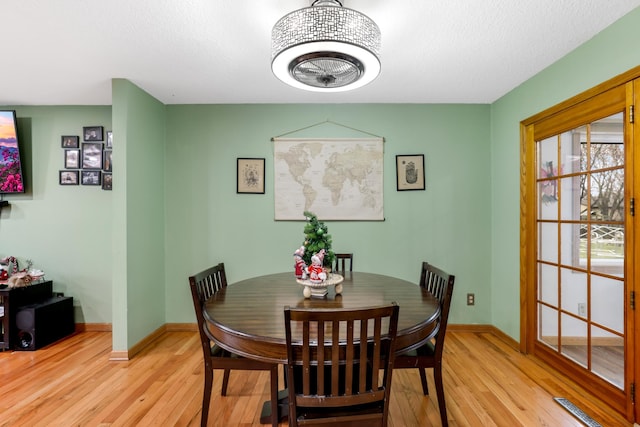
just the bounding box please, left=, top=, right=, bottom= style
left=521, top=74, right=640, bottom=422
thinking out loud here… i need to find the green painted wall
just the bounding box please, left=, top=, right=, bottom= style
left=164, top=104, right=492, bottom=325
left=112, top=79, right=166, bottom=350
left=490, top=7, right=640, bottom=340
left=0, top=106, right=113, bottom=324
left=1, top=101, right=491, bottom=350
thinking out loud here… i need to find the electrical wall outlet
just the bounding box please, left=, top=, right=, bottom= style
left=467, top=293, right=475, bottom=306
left=578, top=303, right=587, bottom=317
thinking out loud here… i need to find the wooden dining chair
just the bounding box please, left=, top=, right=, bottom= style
left=334, top=253, right=353, bottom=273
left=188, top=263, right=279, bottom=427
left=393, top=262, right=455, bottom=427
left=284, top=302, right=400, bottom=427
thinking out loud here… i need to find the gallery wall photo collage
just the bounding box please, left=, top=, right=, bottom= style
left=59, top=126, right=112, bottom=190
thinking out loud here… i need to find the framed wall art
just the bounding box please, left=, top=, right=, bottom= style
left=81, top=170, right=101, bottom=185
left=237, top=158, right=265, bottom=194
left=396, top=154, right=425, bottom=191
left=103, top=149, right=112, bottom=172
left=59, top=170, right=79, bottom=185
left=106, top=131, right=113, bottom=148
left=81, top=142, right=103, bottom=169
left=64, top=149, right=80, bottom=169
left=102, top=172, right=112, bottom=191
left=61, top=135, right=79, bottom=148
left=83, top=126, right=103, bottom=141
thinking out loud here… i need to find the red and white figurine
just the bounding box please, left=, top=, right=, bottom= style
left=293, top=246, right=307, bottom=279
left=307, top=249, right=327, bottom=284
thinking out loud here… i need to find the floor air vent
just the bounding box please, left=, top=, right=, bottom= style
left=553, top=397, right=602, bottom=427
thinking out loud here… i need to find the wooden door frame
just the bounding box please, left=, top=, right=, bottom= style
left=520, top=66, right=640, bottom=422
left=632, top=78, right=640, bottom=424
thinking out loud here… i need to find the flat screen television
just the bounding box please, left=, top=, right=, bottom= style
left=0, top=110, right=25, bottom=194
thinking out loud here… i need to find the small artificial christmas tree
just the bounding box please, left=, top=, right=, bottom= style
left=302, top=211, right=335, bottom=268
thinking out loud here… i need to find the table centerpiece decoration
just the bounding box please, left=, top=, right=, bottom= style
left=293, top=211, right=341, bottom=298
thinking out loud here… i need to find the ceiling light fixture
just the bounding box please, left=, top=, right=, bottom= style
left=271, top=0, right=381, bottom=92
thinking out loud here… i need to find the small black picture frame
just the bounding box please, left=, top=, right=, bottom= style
left=103, top=149, right=112, bottom=172
left=83, top=126, right=104, bottom=141
left=59, top=170, right=79, bottom=185
left=81, top=170, right=101, bottom=186
left=237, top=158, right=265, bottom=194
left=106, top=131, right=113, bottom=148
left=64, top=149, right=80, bottom=169
left=102, top=172, right=112, bottom=191
left=81, top=142, right=103, bottom=169
left=61, top=135, right=79, bottom=148
left=396, top=154, right=425, bottom=191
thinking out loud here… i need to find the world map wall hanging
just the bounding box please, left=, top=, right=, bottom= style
left=273, top=138, right=384, bottom=221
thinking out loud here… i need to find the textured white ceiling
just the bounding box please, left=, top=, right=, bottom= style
left=2, top=0, right=639, bottom=105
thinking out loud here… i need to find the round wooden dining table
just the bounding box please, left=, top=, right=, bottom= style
left=203, top=271, right=441, bottom=365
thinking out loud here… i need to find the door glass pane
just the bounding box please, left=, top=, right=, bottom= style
left=561, top=130, right=580, bottom=174
left=590, top=249, right=624, bottom=275
left=560, top=223, right=581, bottom=267
left=560, top=268, right=587, bottom=318
left=578, top=124, right=589, bottom=173
left=538, top=135, right=558, bottom=179
left=538, top=304, right=558, bottom=350
left=560, top=176, right=581, bottom=221
left=539, top=263, right=558, bottom=306
left=560, top=314, right=587, bottom=368
left=591, top=325, right=624, bottom=388
left=589, top=170, right=624, bottom=222
left=539, top=223, right=558, bottom=263
left=591, top=275, right=624, bottom=333
left=539, top=135, right=559, bottom=212
left=539, top=181, right=558, bottom=219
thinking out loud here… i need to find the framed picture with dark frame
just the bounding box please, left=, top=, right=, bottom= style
left=61, top=135, right=79, bottom=148
left=64, top=149, right=80, bottom=169
left=59, top=170, right=79, bottom=185
left=237, top=157, right=265, bottom=194
left=83, top=126, right=104, bottom=141
left=81, top=170, right=101, bottom=186
left=396, top=154, right=425, bottom=191
left=106, top=131, right=113, bottom=148
left=81, top=142, right=103, bottom=169
left=103, top=149, right=112, bottom=172
left=102, top=172, right=112, bottom=191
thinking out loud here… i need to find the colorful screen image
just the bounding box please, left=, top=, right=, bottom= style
left=0, top=110, right=25, bottom=193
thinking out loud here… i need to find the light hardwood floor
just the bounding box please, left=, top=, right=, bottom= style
left=0, top=329, right=633, bottom=426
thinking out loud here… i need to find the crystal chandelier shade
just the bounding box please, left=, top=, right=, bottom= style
left=271, top=0, right=381, bottom=92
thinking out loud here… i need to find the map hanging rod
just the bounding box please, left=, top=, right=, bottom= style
left=271, top=119, right=385, bottom=142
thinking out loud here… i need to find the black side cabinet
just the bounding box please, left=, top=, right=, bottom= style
left=0, top=281, right=54, bottom=350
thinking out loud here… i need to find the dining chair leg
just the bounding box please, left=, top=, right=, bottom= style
left=285, top=368, right=297, bottom=427
left=419, top=368, right=429, bottom=395
left=269, top=365, right=279, bottom=427
left=201, top=368, right=213, bottom=427
left=221, top=369, right=231, bottom=396
left=433, top=363, right=448, bottom=427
